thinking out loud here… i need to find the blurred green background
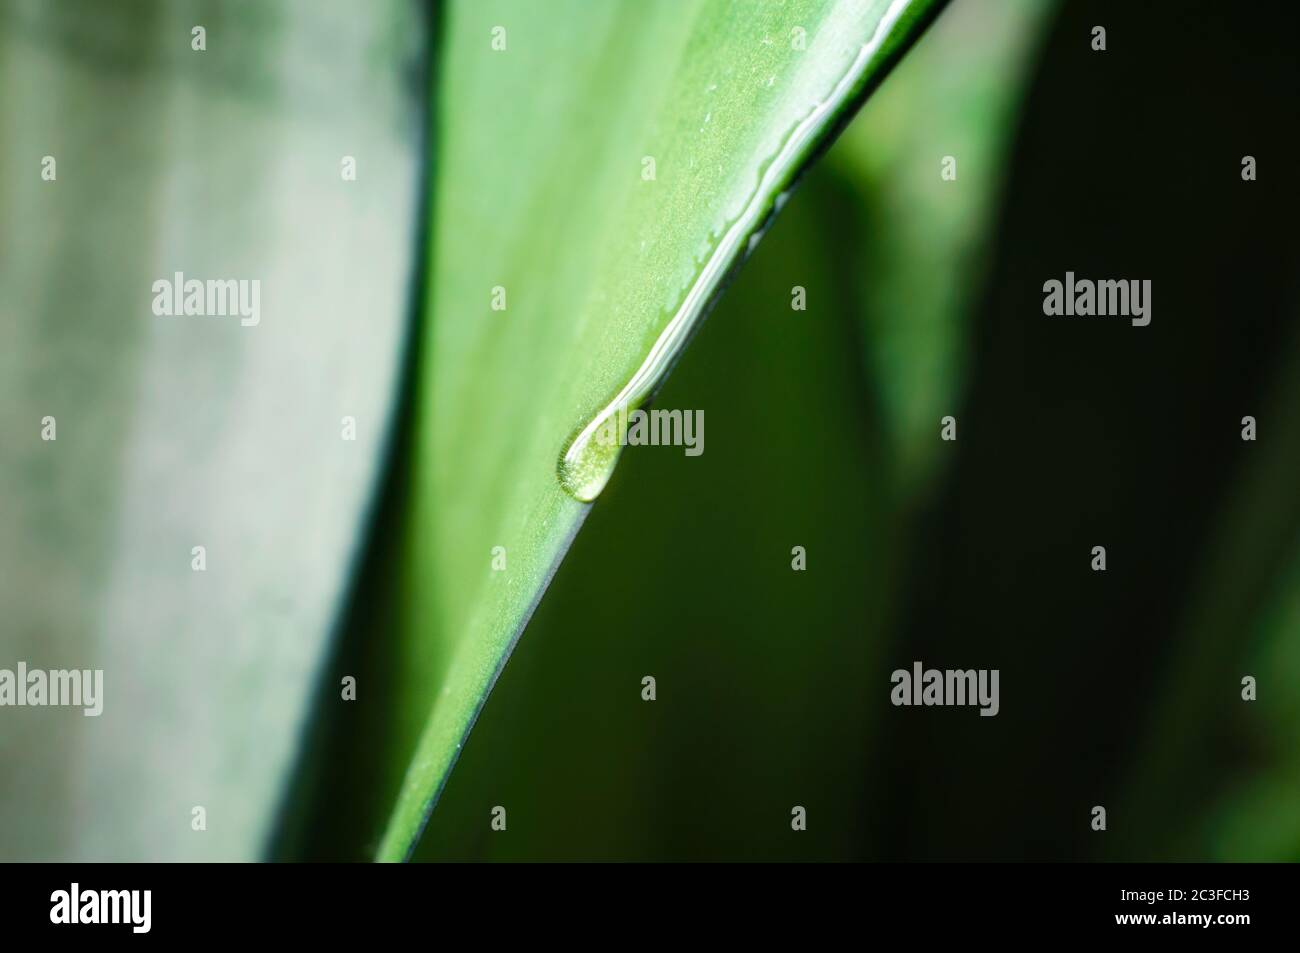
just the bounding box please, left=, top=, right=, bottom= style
left=4, top=0, right=1299, bottom=862
left=301, top=0, right=1300, bottom=861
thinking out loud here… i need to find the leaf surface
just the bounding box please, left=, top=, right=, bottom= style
left=381, top=0, right=946, bottom=860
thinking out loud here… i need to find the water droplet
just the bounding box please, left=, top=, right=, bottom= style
left=558, top=0, right=911, bottom=503
left=557, top=402, right=634, bottom=503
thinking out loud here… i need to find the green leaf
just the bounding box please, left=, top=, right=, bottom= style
left=408, top=0, right=1053, bottom=863
left=1116, top=319, right=1300, bottom=861
left=415, top=160, right=894, bottom=862
left=1201, top=546, right=1300, bottom=861
left=0, top=0, right=424, bottom=860
left=379, top=0, right=946, bottom=861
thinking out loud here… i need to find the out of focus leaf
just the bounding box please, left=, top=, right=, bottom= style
left=1202, top=546, right=1300, bottom=861
left=827, top=0, right=1055, bottom=487
left=1120, top=323, right=1300, bottom=861
left=875, top=0, right=1300, bottom=860
left=0, top=0, right=424, bottom=860
left=379, top=0, right=946, bottom=860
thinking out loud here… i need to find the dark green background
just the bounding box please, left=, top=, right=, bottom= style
left=291, top=0, right=1300, bottom=861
